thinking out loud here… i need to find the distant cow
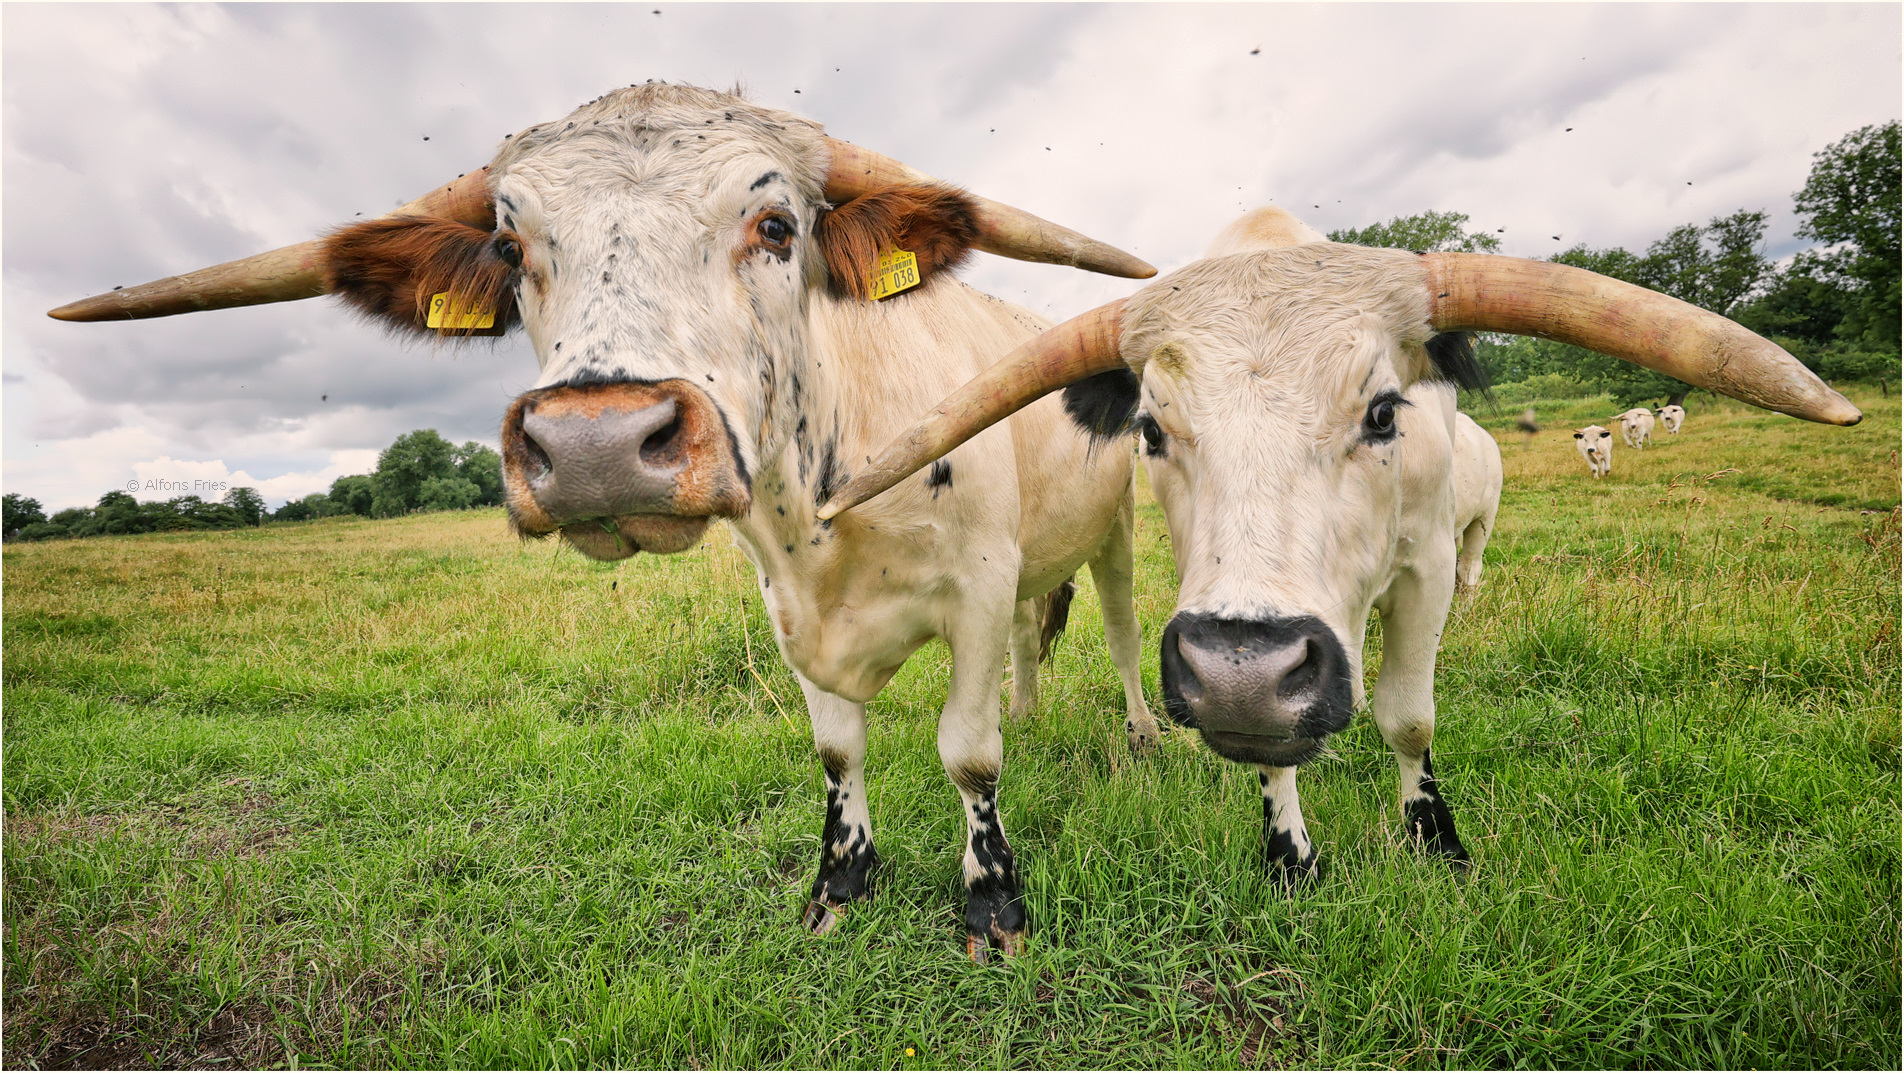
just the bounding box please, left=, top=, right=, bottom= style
left=1576, top=425, right=1614, bottom=477
left=820, top=206, right=1859, bottom=882
left=1615, top=407, right=1655, bottom=449
left=1656, top=404, right=1686, bottom=433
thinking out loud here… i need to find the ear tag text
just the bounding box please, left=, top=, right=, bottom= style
left=427, top=292, right=497, bottom=330
left=868, top=248, right=921, bottom=300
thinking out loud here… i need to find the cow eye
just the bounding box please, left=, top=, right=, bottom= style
left=1363, top=392, right=1406, bottom=440
left=1136, top=412, right=1165, bottom=452
left=758, top=215, right=795, bottom=248
left=494, top=235, right=524, bottom=270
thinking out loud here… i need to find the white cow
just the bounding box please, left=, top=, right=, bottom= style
left=1576, top=425, right=1615, bottom=477
left=49, top=83, right=1165, bottom=960
left=821, top=206, right=1859, bottom=881
left=1657, top=404, right=1686, bottom=433
left=1615, top=407, right=1655, bottom=449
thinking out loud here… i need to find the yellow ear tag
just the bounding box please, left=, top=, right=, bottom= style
left=426, top=292, right=497, bottom=330
left=868, top=248, right=921, bottom=300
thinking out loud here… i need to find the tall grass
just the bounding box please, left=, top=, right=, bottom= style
left=4, top=387, right=1897, bottom=1068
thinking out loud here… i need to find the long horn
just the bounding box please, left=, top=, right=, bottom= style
left=47, top=168, right=495, bottom=322
left=818, top=299, right=1127, bottom=520
left=1424, top=252, right=1862, bottom=426
left=823, top=139, right=1155, bottom=280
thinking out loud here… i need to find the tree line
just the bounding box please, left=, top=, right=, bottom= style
left=1328, top=121, right=1899, bottom=407
left=3, top=430, right=504, bottom=543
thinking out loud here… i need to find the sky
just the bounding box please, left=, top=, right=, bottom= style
left=4, top=2, right=1897, bottom=511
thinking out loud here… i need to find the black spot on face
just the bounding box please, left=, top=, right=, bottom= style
left=750, top=170, right=783, bottom=191
left=1062, top=368, right=1141, bottom=443
left=927, top=459, right=953, bottom=495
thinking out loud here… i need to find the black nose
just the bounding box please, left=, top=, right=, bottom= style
left=1160, top=613, right=1353, bottom=766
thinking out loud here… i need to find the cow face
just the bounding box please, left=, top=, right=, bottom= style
left=1123, top=246, right=1484, bottom=767
left=323, top=84, right=979, bottom=560
left=1574, top=425, right=1613, bottom=476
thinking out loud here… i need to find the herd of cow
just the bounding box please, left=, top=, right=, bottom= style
left=1573, top=403, right=1689, bottom=478
left=51, top=84, right=1864, bottom=961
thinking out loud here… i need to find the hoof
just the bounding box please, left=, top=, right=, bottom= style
left=802, top=899, right=845, bottom=936
left=966, top=928, right=1027, bottom=964
left=1125, top=715, right=1160, bottom=754
left=1269, top=853, right=1325, bottom=892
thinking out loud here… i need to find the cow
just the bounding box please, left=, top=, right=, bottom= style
left=48, top=83, right=1167, bottom=960
left=1575, top=425, right=1615, bottom=478
left=1615, top=407, right=1655, bottom=449
left=816, top=205, right=1861, bottom=883
left=1657, top=403, right=1686, bottom=433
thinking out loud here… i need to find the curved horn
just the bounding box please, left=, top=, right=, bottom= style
left=818, top=299, right=1128, bottom=520
left=48, top=168, right=495, bottom=322
left=1424, top=252, right=1861, bottom=426
left=823, top=139, right=1155, bottom=280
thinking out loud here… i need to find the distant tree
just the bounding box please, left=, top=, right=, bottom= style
left=1794, top=120, right=1901, bottom=353
left=4, top=494, right=46, bottom=538
left=452, top=441, right=505, bottom=506
left=329, top=474, right=377, bottom=516
left=372, top=429, right=458, bottom=516
left=418, top=475, right=482, bottom=511
left=271, top=492, right=342, bottom=523
left=223, top=486, right=265, bottom=526
left=1329, top=210, right=1503, bottom=254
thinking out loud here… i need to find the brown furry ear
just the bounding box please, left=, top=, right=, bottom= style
left=322, top=216, right=520, bottom=337
left=817, top=184, right=979, bottom=301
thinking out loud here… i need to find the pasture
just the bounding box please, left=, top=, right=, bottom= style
left=4, top=387, right=1898, bottom=1069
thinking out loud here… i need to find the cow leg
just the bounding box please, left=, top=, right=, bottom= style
left=1370, top=563, right=1471, bottom=869
left=941, top=599, right=1026, bottom=962
left=1454, top=511, right=1493, bottom=593
left=798, top=676, right=877, bottom=935
left=1089, top=497, right=1160, bottom=752
left=1007, top=598, right=1041, bottom=721
left=1257, top=765, right=1321, bottom=885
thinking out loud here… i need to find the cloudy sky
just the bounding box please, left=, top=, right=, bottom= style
left=4, top=2, right=1896, bottom=510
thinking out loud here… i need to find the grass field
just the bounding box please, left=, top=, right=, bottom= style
left=4, top=386, right=1899, bottom=1069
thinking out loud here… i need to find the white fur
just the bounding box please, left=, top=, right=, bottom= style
left=1575, top=425, right=1614, bottom=477
left=1656, top=404, right=1685, bottom=434
left=487, top=85, right=1158, bottom=927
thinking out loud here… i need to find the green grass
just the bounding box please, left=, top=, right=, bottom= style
left=4, top=386, right=1898, bottom=1069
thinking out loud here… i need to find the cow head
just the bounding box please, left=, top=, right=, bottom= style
left=815, top=206, right=1862, bottom=767
left=48, top=83, right=1154, bottom=562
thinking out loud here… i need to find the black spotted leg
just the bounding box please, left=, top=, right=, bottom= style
left=799, top=677, right=877, bottom=933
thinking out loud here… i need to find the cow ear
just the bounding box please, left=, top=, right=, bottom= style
left=323, top=216, right=521, bottom=337
left=816, top=184, right=979, bottom=301
left=1574, top=431, right=1583, bottom=439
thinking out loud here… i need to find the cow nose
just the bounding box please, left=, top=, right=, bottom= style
left=499, top=379, right=751, bottom=549
left=518, top=397, right=684, bottom=521
left=1160, top=614, right=1353, bottom=743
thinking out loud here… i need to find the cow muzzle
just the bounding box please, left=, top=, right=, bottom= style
left=1160, top=613, right=1354, bottom=766
left=500, top=379, right=750, bottom=561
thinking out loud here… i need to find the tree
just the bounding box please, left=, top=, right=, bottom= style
left=223, top=486, right=265, bottom=526
left=329, top=474, right=377, bottom=516
left=4, top=494, right=46, bottom=538
left=1328, top=210, right=1503, bottom=253
left=1792, top=120, right=1900, bottom=355
left=372, top=429, right=457, bottom=516
left=452, top=441, right=505, bottom=506
left=418, top=475, right=482, bottom=511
